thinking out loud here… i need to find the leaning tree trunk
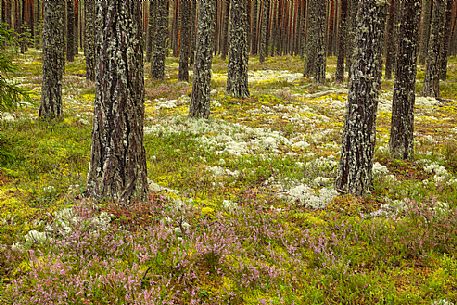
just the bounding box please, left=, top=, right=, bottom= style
left=423, top=0, right=446, bottom=98
left=178, top=0, right=191, bottom=81
left=66, top=0, right=75, bottom=62
left=227, top=0, right=250, bottom=98
left=259, top=0, right=270, bottom=63
left=151, top=0, right=169, bottom=80
left=304, top=0, right=327, bottom=84
left=389, top=0, right=421, bottom=159
left=87, top=0, right=148, bottom=204
left=335, top=0, right=348, bottom=83
left=84, top=0, right=95, bottom=81
left=189, top=0, right=216, bottom=118
left=335, top=0, right=387, bottom=195
left=39, top=0, right=65, bottom=119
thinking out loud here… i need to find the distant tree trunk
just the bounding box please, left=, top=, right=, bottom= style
left=335, top=0, right=387, bottom=195
left=40, top=0, right=65, bottom=119
left=227, top=0, right=250, bottom=98
left=251, top=0, right=258, bottom=54
left=384, top=0, right=396, bottom=79
left=336, top=0, right=348, bottom=83
left=418, top=0, right=432, bottom=64
left=172, top=0, right=179, bottom=57
left=423, top=0, right=446, bottom=98
left=178, top=0, right=190, bottom=81
left=259, top=0, right=270, bottom=63
left=221, top=0, right=230, bottom=60
left=87, top=0, right=148, bottom=204
left=189, top=0, right=216, bottom=118
left=189, top=0, right=197, bottom=65
left=439, top=0, right=453, bottom=80
left=146, top=0, right=157, bottom=63
left=66, top=0, right=75, bottom=62
left=151, top=0, right=169, bottom=80
left=390, top=0, right=421, bottom=159
left=5, top=0, right=11, bottom=27
left=304, top=0, right=327, bottom=84
left=84, top=0, right=95, bottom=81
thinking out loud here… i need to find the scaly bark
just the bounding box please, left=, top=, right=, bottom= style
left=39, top=0, right=65, bottom=119
left=151, top=0, right=169, bottom=80
left=84, top=0, right=95, bottom=81
left=87, top=0, right=148, bottom=204
left=335, top=0, right=387, bottom=195
left=390, top=0, right=422, bottom=159
left=227, top=0, right=250, bottom=98
left=423, top=0, right=446, bottom=97
left=189, top=0, right=216, bottom=118
left=304, top=0, right=327, bottom=84
left=178, top=0, right=191, bottom=81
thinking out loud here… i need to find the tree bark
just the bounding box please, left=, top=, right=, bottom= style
left=423, top=0, right=446, bottom=98
left=335, top=0, right=387, bottom=195
left=336, top=0, right=348, bottom=83
left=178, top=0, right=191, bottom=81
left=189, top=0, right=216, bottom=118
left=151, top=0, right=169, bottom=80
left=384, top=0, right=396, bottom=79
left=146, top=0, right=157, bottom=63
left=66, top=0, right=75, bottom=62
left=304, top=0, right=327, bottom=84
left=418, top=0, right=432, bottom=64
left=87, top=0, right=148, bottom=204
left=39, top=0, right=65, bottom=119
left=259, top=0, right=270, bottom=63
left=227, top=0, right=250, bottom=98
left=345, top=0, right=359, bottom=78
left=221, top=0, right=230, bottom=60
left=439, top=0, right=453, bottom=80
left=84, top=0, right=95, bottom=81
left=389, top=0, right=421, bottom=159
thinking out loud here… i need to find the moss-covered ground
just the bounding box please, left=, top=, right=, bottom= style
left=0, top=50, right=456, bottom=304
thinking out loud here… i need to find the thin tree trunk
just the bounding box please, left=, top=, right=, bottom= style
left=335, top=0, right=387, bottom=195
left=384, top=0, right=396, bottom=79
left=259, top=0, right=270, bottom=63
left=84, top=0, right=95, bottom=81
left=336, top=0, right=348, bottom=83
left=439, top=0, right=453, bottom=80
left=418, top=0, right=432, bottom=64
left=66, top=0, right=75, bottom=62
left=87, top=0, right=148, bottom=204
left=221, top=0, right=230, bottom=60
left=178, top=0, right=191, bottom=81
left=40, top=0, right=65, bottom=119
left=189, top=0, right=216, bottom=118
left=390, top=0, right=421, bottom=159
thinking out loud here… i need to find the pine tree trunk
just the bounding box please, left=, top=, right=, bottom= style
left=146, top=0, right=157, bottom=63
left=304, top=0, right=327, bottom=84
left=418, top=0, right=432, bottom=64
left=87, top=0, right=148, bottom=204
left=336, top=0, right=348, bottom=83
left=39, top=0, right=65, bottom=119
left=439, top=0, right=452, bottom=80
left=259, top=0, right=270, bottom=63
left=221, top=0, right=230, bottom=60
left=84, top=0, right=95, bottom=81
left=189, top=0, right=216, bottom=118
left=384, top=0, right=396, bottom=79
left=335, top=0, right=387, bottom=195
left=227, top=0, right=250, bottom=98
left=345, top=0, right=359, bottom=78
left=390, top=0, right=421, bottom=160
left=151, top=0, right=169, bottom=80
left=178, top=0, right=191, bottom=81
left=66, top=0, right=75, bottom=62
left=423, top=0, right=446, bottom=98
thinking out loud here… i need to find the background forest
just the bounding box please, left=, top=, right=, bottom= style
left=1, top=0, right=457, bottom=304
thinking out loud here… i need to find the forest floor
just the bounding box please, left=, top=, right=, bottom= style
left=0, top=50, right=457, bottom=304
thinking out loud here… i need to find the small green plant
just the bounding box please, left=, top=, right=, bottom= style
left=0, top=23, right=30, bottom=112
